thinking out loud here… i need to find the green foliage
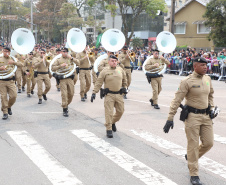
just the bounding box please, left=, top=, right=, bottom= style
left=131, top=37, right=143, bottom=48
left=203, top=0, right=226, bottom=47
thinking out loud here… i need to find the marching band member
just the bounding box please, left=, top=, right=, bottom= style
left=91, top=55, right=127, bottom=138
left=145, top=49, right=170, bottom=109
left=98, top=51, right=114, bottom=73
left=34, top=49, right=51, bottom=104
left=76, top=45, right=93, bottom=102
left=0, top=47, right=23, bottom=120
left=15, top=53, right=26, bottom=93
left=24, top=51, right=37, bottom=97
left=91, top=48, right=99, bottom=85
left=52, top=47, right=79, bottom=117
left=71, top=50, right=79, bottom=85
left=118, top=45, right=135, bottom=99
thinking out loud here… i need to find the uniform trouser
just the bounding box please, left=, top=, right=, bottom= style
left=104, top=94, right=124, bottom=130
left=60, top=78, right=74, bottom=108
left=125, top=68, right=132, bottom=87
left=92, top=68, right=97, bottom=85
left=185, top=113, right=213, bottom=176
left=79, top=70, right=91, bottom=98
left=26, top=75, right=36, bottom=94
left=16, top=70, right=26, bottom=89
left=37, top=74, right=51, bottom=99
left=150, top=77, right=162, bottom=104
left=73, top=71, right=78, bottom=85
left=0, top=80, right=17, bottom=114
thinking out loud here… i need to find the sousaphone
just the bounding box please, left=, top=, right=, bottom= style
left=49, top=28, right=86, bottom=79
left=0, top=28, right=35, bottom=79
left=143, top=31, right=177, bottom=78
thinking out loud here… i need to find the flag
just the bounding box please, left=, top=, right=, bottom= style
left=96, top=33, right=103, bottom=48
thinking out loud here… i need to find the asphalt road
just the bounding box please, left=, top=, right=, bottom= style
left=0, top=71, right=226, bottom=185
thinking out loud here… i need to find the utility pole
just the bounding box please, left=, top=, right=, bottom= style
left=8, top=1, right=11, bottom=42
left=93, top=5, right=96, bottom=45
left=31, top=0, right=33, bottom=33
left=170, top=0, right=175, bottom=34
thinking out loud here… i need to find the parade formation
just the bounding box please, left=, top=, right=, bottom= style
left=0, top=24, right=225, bottom=185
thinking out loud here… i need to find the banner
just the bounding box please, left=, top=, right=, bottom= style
left=96, top=33, right=103, bottom=48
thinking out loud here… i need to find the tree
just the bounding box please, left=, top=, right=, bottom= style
left=131, top=37, right=143, bottom=48
left=88, top=0, right=166, bottom=45
left=203, top=0, right=226, bottom=47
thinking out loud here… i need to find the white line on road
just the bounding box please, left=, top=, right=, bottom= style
left=180, top=128, right=226, bottom=145
left=7, top=131, right=83, bottom=185
left=71, top=129, right=178, bottom=185
left=32, top=112, right=62, bottom=114
left=126, top=99, right=170, bottom=108
left=131, top=130, right=226, bottom=179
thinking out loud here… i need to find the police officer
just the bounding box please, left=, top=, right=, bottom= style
left=0, top=47, right=23, bottom=119
left=76, top=46, right=92, bottom=101
left=34, top=49, right=51, bottom=104
left=71, top=51, right=79, bottom=85
left=24, top=52, right=37, bottom=97
left=97, top=51, right=114, bottom=73
left=144, top=49, right=170, bottom=109
left=91, top=55, right=127, bottom=138
left=52, top=47, right=79, bottom=117
left=163, top=57, right=215, bottom=185
left=118, top=46, right=135, bottom=99
left=15, top=53, right=26, bottom=93
left=91, top=48, right=99, bottom=85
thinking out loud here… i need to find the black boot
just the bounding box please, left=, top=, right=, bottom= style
left=149, top=99, right=154, bottom=106
left=106, top=130, right=113, bottom=138
left=81, top=97, right=85, bottom=102
left=84, top=93, right=87, bottom=99
left=38, top=99, right=42, bottom=104
left=42, top=94, right=47, bottom=100
left=57, top=88, right=60, bottom=92
left=190, top=176, right=202, bottom=185
left=8, top=108, right=12, bottom=115
left=18, top=89, right=22, bottom=93
left=185, top=154, right=187, bottom=160
left=123, top=94, right=127, bottom=99
left=2, top=114, right=8, bottom=120
left=154, top=104, right=160, bottom=109
left=22, top=86, right=25, bottom=91
left=112, top=123, right=117, bottom=132
left=27, top=94, right=31, bottom=97
left=63, top=108, right=68, bottom=117
left=31, top=90, right=34, bottom=95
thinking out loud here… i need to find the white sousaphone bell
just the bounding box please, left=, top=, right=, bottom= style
left=94, top=29, right=125, bottom=73
left=49, top=28, right=86, bottom=79
left=0, top=28, right=35, bottom=79
left=143, top=31, right=177, bottom=76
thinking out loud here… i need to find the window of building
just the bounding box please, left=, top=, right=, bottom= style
left=197, top=24, right=210, bottom=34
left=86, top=28, right=94, bottom=32
left=174, top=24, right=186, bottom=34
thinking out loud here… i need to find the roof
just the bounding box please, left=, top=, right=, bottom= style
left=165, top=0, right=207, bottom=21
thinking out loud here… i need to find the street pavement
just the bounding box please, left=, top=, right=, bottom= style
left=0, top=70, right=226, bottom=185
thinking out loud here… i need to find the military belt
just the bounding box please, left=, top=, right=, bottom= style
left=108, top=90, right=121, bottom=94
left=80, top=67, right=91, bottom=70
left=124, top=66, right=131, bottom=69
left=187, top=106, right=208, bottom=114
left=37, top=72, right=49, bottom=74
left=0, top=76, right=15, bottom=81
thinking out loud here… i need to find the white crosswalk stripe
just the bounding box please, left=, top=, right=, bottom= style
left=7, top=131, right=83, bottom=185
left=71, top=129, right=178, bottom=185
left=131, top=130, right=226, bottom=179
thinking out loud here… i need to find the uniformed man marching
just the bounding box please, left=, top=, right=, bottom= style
left=118, top=46, right=135, bottom=99
left=0, top=47, right=23, bottom=119
left=76, top=46, right=92, bottom=101
left=34, top=49, right=51, bottom=104
left=24, top=52, right=37, bottom=97
left=52, top=47, right=79, bottom=117
left=15, top=54, right=26, bottom=93
left=91, top=48, right=99, bottom=85
left=144, top=49, right=170, bottom=109
left=91, top=55, right=127, bottom=138
left=163, top=57, right=215, bottom=185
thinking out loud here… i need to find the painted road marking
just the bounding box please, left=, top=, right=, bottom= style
left=131, top=130, right=226, bottom=179
left=7, top=131, right=83, bottom=185
left=71, top=129, right=178, bottom=185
